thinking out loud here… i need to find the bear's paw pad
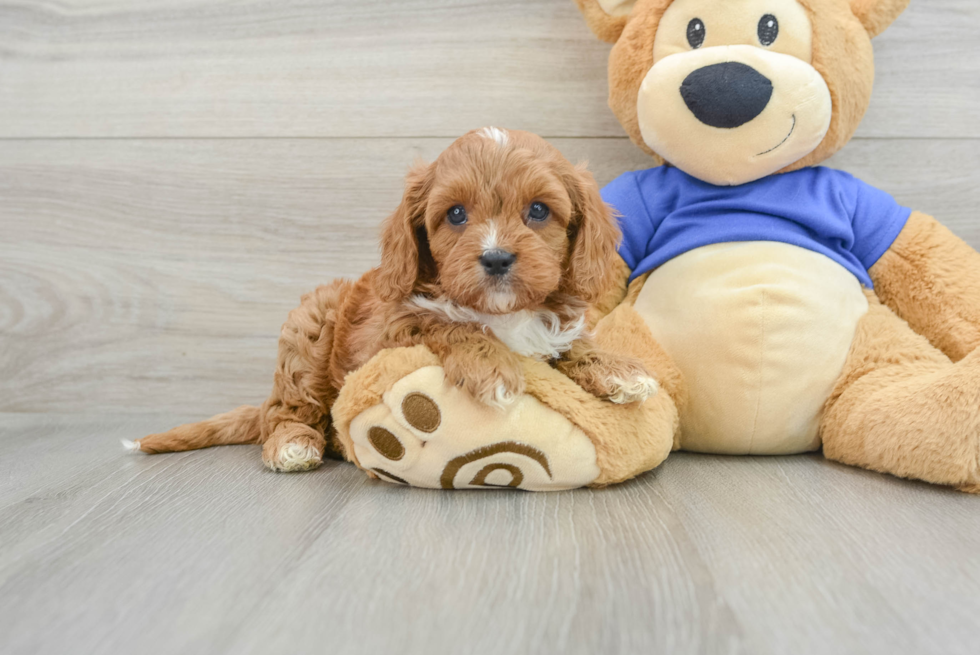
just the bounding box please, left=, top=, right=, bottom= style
left=348, top=366, right=600, bottom=491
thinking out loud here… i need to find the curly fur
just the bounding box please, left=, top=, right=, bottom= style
left=134, top=129, right=657, bottom=469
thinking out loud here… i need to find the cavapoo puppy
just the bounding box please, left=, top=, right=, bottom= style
left=129, top=128, right=658, bottom=471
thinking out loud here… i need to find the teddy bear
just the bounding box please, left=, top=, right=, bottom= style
left=330, top=0, right=980, bottom=493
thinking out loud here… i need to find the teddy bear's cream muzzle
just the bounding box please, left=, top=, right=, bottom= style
left=637, top=45, right=832, bottom=186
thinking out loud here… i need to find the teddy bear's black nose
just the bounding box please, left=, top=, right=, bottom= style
left=680, top=62, right=773, bottom=129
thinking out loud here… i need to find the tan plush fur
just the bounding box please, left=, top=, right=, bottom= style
left=331, top=345, right=444, bottom=471
left=870, top=211, right=980, bottom=362
left=587, top=0, right=890, bottom=173
left=849, top=0, right=911, bottom=38
left=330, top=315, right=681, bottom=488
left=573, top=0, right=980, bottom=491
left=526, top=301, right=682, bottom=486
left=822, top=290, right=980, bottom=491
left=573, top=0, right=632, bottom=43
left=136, top=129, right=656, bottom=471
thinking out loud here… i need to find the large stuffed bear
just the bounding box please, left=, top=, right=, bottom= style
left=328, top=0, right=980, bottom=493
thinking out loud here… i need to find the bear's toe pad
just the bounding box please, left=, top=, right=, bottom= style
left=347, top=366, right=601, bottom=490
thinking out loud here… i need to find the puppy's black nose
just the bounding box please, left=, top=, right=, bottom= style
left=680, top=62, right=773, bottom=129
left=480, top=250, right=516, bottom=276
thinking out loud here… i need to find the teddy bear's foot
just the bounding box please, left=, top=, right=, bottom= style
left=344, top=365, right=601, bottom=490
left=331, top=343, right=679, bottom=490
left=822, top=294, right=980, bottom=490
left=262, top=423, right=325, bottom=472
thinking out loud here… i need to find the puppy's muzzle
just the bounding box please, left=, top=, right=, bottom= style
left=480, top=249, right=516, bottom=277
left=680, top=62, right=773, bottom=129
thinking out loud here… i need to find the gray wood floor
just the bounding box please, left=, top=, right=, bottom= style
left=1, top=1, right=978, bottom=653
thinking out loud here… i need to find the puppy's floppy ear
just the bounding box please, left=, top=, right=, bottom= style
left=562, top=163, right=622, bottom=304
left=375, top=161, right=435, bottom=303
left=573, top=0, right=637, bottom=43
left=849, top=0, right=909, bottom=38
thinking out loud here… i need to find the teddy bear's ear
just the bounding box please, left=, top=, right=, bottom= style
left=573, top=0, right=638, bottom=43
left=849, top=0, right=910, bottom=38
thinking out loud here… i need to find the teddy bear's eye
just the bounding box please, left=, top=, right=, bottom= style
left=686, top=18, right=705, bottom=49
left=758, top=14, right=779, bottom=46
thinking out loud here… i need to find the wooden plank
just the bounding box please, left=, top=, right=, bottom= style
left=0, top=415, right=978, bottom=655
left=2, top=137, right=978, bottom=415
left=862, top=0, right=980, bottom=139
left=0, top=0, right=976, bottom=139
left=0, top=416, right=735, bottom=655
left=654, top=455, right=980, bottom=655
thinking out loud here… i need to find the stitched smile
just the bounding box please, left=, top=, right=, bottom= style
left=756, top=114, right=796, bottom=156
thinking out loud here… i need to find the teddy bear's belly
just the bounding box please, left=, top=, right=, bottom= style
left=633, top=242, right=870, bottom=454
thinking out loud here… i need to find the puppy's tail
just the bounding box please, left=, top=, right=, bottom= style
left=124, top=405, right=263, bottom=454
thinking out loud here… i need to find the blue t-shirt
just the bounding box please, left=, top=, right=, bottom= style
left=602, top=166, right=911, bottom=287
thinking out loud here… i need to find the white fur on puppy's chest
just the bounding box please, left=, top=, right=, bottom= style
left=635, top=242, right=869, bottom=455
left=408, top=296, right=586, bottom=359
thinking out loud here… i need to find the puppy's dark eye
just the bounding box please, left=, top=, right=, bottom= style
left=686, top=18, right=705, bottom=49
left=527, top=202, right=550, bottom=222
left=758, top=14, right=778, bottom=46
left=447, top=205, right=467, bottom=226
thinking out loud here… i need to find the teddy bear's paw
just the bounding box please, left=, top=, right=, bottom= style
left=347, top=366, right=601, bottom=490
left=606, top=374, right=660, bottom=405
left=957, top=482, right=980, bottom=495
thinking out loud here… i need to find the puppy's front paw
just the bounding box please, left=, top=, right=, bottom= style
left=606, top=373, right=659, bottom=405
left=443, top=352, right=525, bottom=410
left=467, top=366, right=526, bottom=410
left=269, top=442, right=323, bottom=472
left=562, top=354, right=659, bottom=404
left=262, top=425, right=325, bottom=472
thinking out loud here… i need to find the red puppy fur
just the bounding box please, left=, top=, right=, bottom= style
left=131, top=128, right=657, bottom=472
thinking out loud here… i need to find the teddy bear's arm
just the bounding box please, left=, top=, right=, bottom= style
left=869, top=211, right=980, bottom=362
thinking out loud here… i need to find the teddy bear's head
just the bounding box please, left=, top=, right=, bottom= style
left=575, top=0, right=909, bottom=185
